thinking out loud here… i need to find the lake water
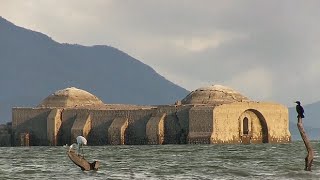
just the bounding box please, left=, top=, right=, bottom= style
left=1, top=141, right=320, bottom=179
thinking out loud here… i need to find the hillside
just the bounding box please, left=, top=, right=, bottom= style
left=0, top=17, right=189, bottom=123
left=1, top=16, right=318, bottom=141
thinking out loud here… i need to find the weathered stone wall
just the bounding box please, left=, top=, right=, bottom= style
left=163, top=113, right=181, bottom=144
left=212, top=102, right=290, bottom=144
left=108, top=117, right=128, bottom=145
left=188, top=106, right=214, bottom=144
left=176, top=105, right=192, bottom=144
left=0, top=134, right=11, bottom=146
left=124, top=110, right=154, bottom=145
left=52, top=108, right=155, bottom=145
left=47, top=109, right=62, bottom=146
left=238, top=110, right=264, bottom=143
left=70, top=112, right=91, bottom=144
left=212, top=106, right=242, bottom=144
left=9, top=101, right=289, bottom=146
left=58, top=109, right=85, bottom=145
left=0, top=124, right=11, bottom=146
left=88, top=109, right=154, bottom=145
left=12, top=108, right=52, bottom=145
left=176, top=106, right=191, bottom=132
left=8, top=105, right=199, bottom=146
left=84, top=110, right=113, bottom=145
left=157, top=105, right=191, bottom=144
left=146, top=113, right=166, bottom=144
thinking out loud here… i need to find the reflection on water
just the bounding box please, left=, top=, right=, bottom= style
left=0, top=141, right=320, bottom=179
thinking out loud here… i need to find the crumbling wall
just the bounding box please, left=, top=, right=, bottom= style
left=85, top=110, right=113, bottom=145
left=125, top=110, right=154, bottom=145
left=87, top=109, right=155, bottom=145
left=244, top=111, right=264, bottom=143
left=252, top=103, right=290, bottom=143
left=163, top=114, right=181, bottom=144
left=47, top=109, right=62, bottom=146
left=70, top=112, right=91, bottom=144
left=0, top=124, right=11, bottom=146
left=0, top=134, right=11, bottom=146
left=188, top=106, right=214, bottom=144
left=12, top=108, right=51, bottom=145
left=58, top=109, right=86, bottom=145
left=212, top=102, right=290, bottom=144
left=156, top=105, right=192, bottom=144
left=146, top=113, right=166, bottom=144
left=176, top=106, right=192, bottom=133
left=108, top=117, right=128, bottom=145
left=212, top=105, right=242, bottom=144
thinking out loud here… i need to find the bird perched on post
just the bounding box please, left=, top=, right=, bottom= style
left=295, top=101, right=305, bottom=119
left=69, top=136, right=87, bottom=156
left=76, top=136, right=87, bottom=155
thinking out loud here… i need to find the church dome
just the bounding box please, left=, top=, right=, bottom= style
left=37, top=87, right=104, bottom=108
left=181, top=85, right=249, bottom=105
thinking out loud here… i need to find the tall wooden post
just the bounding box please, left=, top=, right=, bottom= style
left=297, top=117, right=314, bottom=171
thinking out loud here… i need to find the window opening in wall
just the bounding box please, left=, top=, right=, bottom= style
left=243, top=117, right=249, bottom=135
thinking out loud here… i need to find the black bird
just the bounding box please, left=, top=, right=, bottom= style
left=295, top=101, right=305, bottom=118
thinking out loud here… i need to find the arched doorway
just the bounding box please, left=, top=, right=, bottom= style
left=239, top=110, right=269, bottom=144
left=241, top=116, right=251, bottom=144
left=243, top=117, right=249, bottom=135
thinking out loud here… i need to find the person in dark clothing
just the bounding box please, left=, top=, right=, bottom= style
left=295, top=101, right=305, bottom=118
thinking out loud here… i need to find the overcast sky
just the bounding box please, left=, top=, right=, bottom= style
left=1, top=0, right=320, bottom=106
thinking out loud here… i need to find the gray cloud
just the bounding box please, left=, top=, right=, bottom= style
left=1, top=0, right=320, bottom=106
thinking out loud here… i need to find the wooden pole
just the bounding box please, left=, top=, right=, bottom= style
left=67, top=149, right=99, bottom=171
left=297, top=117, right=314, bottom=171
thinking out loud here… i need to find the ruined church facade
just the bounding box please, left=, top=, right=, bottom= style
left=10, top=85, right=291, bottom=146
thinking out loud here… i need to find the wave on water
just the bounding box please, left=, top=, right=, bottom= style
left=0, top=141, right=319, bottom=179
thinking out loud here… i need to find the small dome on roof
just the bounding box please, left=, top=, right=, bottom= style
left=37, top=87, right=104, bottom=108
left=181, top=84, right=249, bottom=105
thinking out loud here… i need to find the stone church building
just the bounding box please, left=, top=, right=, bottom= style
left=9, top=85, right=291, bottom=146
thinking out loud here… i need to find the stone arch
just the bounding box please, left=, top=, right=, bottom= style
left=238, top=109, right=269, bottom=144
left=249, top=109, right=269, bottom=143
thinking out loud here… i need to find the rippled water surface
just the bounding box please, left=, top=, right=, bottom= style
left=1, top=141, right=320, bottom=179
